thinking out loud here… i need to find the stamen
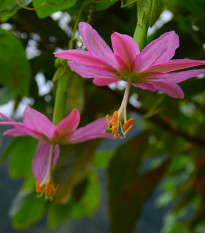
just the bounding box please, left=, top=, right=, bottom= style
left=123, top=118, right=134, bottom=131
left=36, top=180, right=43, bottom=193
left=106, top=114, right=110, bottom=128
left=112, top=111, right=118, bottom=126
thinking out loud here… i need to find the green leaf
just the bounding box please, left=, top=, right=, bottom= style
left=8, top=136, right=38, bottom=178
left=108, top=132, right=170, bottom=233
left=54, top=141, right=98, bottom=203
left=0, top=28, right=31, bottom=96
left=95, top=0, right=119, bottom=11
left=33, top=0, right=77, bottom=18
left=10, top=190, right=46, bottom=229
left=137, top=0, right=168, bottom=27
left=94, top=150, right=114, bottom=168
left=0, top=88, right=15, bottom=106
left=48, top=171, right=100, bottom=228
left=0, top=0, right=32, bottom=22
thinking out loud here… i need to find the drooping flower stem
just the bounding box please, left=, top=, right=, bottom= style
left=118, top=79, right=132, bottom=123
left=133, top=15, right=148, bottom=51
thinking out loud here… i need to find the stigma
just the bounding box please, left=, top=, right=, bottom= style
left=106, top=111, right=134, bottom=139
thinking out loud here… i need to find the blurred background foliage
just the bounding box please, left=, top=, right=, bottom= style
left=0, top=0, right=205, bottom=232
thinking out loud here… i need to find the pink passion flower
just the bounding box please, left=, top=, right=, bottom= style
left=54, top=22, right=205, bottom=139
left=0, top=107, right=113, bottom=200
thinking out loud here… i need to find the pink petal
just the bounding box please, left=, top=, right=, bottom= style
left=111, top=32, right=140, bottom=69
left=32, top=141, right=60, bottom=181
left=54, top=108, right=80, bottom=140
left=23, top=107, right=55, bottom=139
left=54, top=50, right=115, bottom=71
left=68, top=61, right=118, bottom=79
left=148, top=69, right=205, bottom=83
left=146, top=59, right=205, bottom=73
left=135, top=31, right=179, bottom=72
left=0, top=112, right=15, bottom=122
left=93, top=77, right=119, bottom=86
left=3, top=128, right=32, bottom=136
left=69, top=117, right=114, bottom=144
left=149, top=81, right=184, bottom=98
left=132, top=82, right=156, bottom=91
left=78, top=22, right=118, bottom=68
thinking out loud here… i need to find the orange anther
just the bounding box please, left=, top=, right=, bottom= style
left=124, top=124, right=133, bottom=134
left=45, top=182, right=51, bottom=195
left=36, top=180, right=43, bottom=193
left=123, top=118, right=134, bottom=131
left=106, top=114, right=110, bottom=128
left=112, top=111, right=118, bottom=126
left=112, top=126, right=118, bottom=135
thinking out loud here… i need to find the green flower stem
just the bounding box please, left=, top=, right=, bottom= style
left=52, top=71, right=69, bottom=125
left=133, top=15, right=148, bottom=51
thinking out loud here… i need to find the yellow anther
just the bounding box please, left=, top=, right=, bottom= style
left=106, top=114, right=110, bottom=128
left=112, top=111, right=118, bottom=126
left=45, top=182, right=51, bottom=195
left=36, top=180, right=43, bottom=193
left=123, top=118, right=134, bottom=131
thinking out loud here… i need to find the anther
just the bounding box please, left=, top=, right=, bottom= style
left=112, top=111, right=118, bottom=126
left=36, top=180, right=43, bottom=193
left=123, top=118, right=134, bottom=131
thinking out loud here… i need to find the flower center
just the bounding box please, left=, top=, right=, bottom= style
left=35, top=145, right=59, bottom=201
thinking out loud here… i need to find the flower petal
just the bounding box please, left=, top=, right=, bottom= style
left=54, top=50, right=115, bottom=71
left=32, top=141, right=60, bottom=181
left=149, top=81, right=184, bottom=98
left=69, top=117, right=114, bottom=144
left=132, top=82, right=156, bottom=91
left=111, top=32, right=140, bottom=68
left=148, top=69, right=205, bottom=83
left=79, top=22, right=118, bottom=67
left=146, top=59, right=205, bottom=73
left=93, top=77, right=119, bottom=86
left=68, top=61, right=118, bottom=79
left=54, top=108, right=80, bottom=141
left=3, top=128, right=32, bottom=136
left=23, top=107, right=55, bottom=139
left=135, top=31, right=179, bottom=72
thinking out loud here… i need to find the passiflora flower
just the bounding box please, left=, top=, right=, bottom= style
left=0, top=107, right=113, bottom=200
left=54, top=22, right=205, bottom=139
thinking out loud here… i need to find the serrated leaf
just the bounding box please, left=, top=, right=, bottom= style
left=33, top=0, right=77, bottom=18
left=0, top=28, right=31, bottom=96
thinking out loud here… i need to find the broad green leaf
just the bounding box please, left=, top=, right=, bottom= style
left=8, top=136, right=38, bottom=178
left=0, top=88, right=15, bottom=106
left=10, top=191, right=46, bottom=229
left=33, top=0, right=77, bottom=18
left=0, top=28, right=31, bottom=96
left=94, top=150, right=114, bottom=168
left=54, top=141, right=98, bottom=203
left=108, top=132, right=170, bottom=233
left=95, top=0, right=119, bottom=11
left=48, top=171, right=100, bottom=228
left=0, top=0, right=31, bottom=22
